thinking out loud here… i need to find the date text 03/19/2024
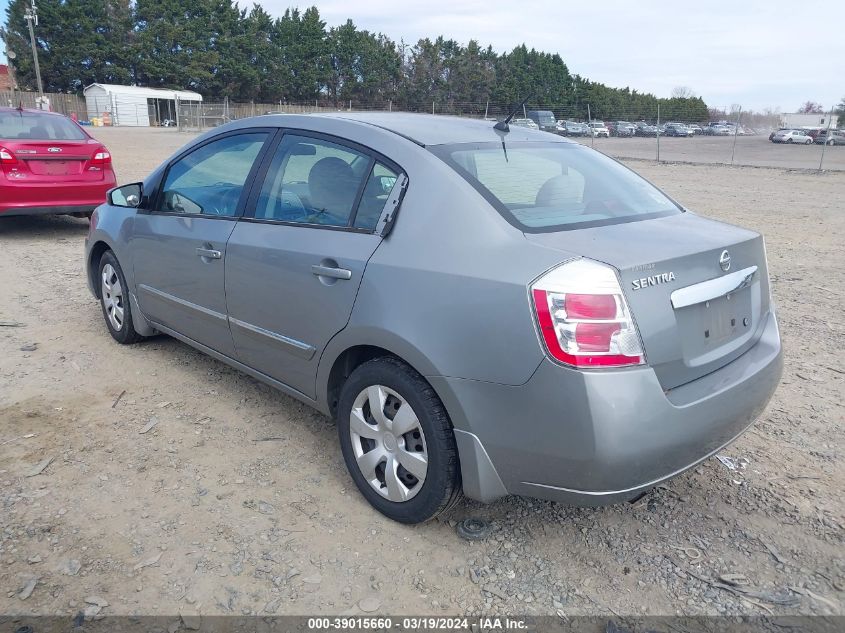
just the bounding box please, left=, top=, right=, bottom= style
left=306, top=617, right=529, bottom=630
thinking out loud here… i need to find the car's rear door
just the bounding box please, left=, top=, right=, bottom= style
left=225, top=130, right=404, bottom=398
left=131, top=130, right=272, bottom=357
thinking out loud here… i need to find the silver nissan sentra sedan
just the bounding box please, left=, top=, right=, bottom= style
left=85, top=113, right=783, bottom=523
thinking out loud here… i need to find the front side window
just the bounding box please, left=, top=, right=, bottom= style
left=158, top=133, right=268, bottom=216
left=431, top=141, right=681, bottom=232
left=254, top=134, right=374, bottom=227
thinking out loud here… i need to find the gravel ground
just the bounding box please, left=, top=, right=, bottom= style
left=1, top=127, right=843, bottom=619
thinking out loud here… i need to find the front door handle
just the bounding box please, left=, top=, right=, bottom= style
left=311, top=264, right=352, bottom=280
left=196, top=247, right=222, bottom=260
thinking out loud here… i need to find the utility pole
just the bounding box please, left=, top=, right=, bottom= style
left=656, top=103, right=660, bottom=162
left=819, top=110, right=834, bottom=172
left=730, top=107, right=742, bottom=165
left=24, top=1, right=44, bottom=98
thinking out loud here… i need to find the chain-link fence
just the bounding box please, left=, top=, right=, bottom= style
left=2, top=90, right=842, bottom=171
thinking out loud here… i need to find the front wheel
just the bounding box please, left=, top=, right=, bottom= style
left=98, top=251, right=143, bottom=344
left=337, top=357, right=462, bottom=523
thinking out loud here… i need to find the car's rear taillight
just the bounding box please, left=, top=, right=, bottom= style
left=531, top=258, right=644, bottom=368
left=91, top=147, right=111, bottom=164
left=0, top=146, right=18, bottom=165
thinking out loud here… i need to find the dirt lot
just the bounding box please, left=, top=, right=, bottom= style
left=1, top=127, right=843, bottom=619
left=574, top=133, right=845, bottom=171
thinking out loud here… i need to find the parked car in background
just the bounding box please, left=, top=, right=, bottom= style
left=768, top=128, right=788, bottom=141
left=567, top=123, right=592, bottom=136
left=815, top=130, right=845, bottom=145
left=0, top=107, right=116, bottom=218
left=613, top=121, right=636, bottom=137
left=85, top=112, right=782, bottom=523
left=526, top=110, right=558, bottom=134
left=512, top=118, right=539, bottom=130
left=588, top=121, right=610, bottom=137
left=558, top=121, right=588, bottom=137
left=687, top=124, right=703, bottom=135
left=771, top=129, right=813, bottom=144
left=805, top=129, right=824, bottom=140
left=710, top=125, right=732, bottom=136
left=664, top=123, right=693, bottom=137
left=635, top=123, right=658, bottom=137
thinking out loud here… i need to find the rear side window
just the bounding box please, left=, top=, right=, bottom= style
left=0, top=111, right=86, bottom=140
left=431, top=141, right=681, bottom=232
left=354, top=162, right=399, bottom=230
left=254, top=134, right=373, bottom=227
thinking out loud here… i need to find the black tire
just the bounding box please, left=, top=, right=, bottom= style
left=337, top=357, right=462, bottom=524
left=98, top=250, right=143, bottom=345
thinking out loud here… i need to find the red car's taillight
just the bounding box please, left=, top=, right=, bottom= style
left=531, top=258, right=645, bottom=368
left=0, top=146, right=18, bottom=165
left=91, top=147, right=112, bottom=164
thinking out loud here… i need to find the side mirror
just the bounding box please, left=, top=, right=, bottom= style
left=109, top=183, right=143, bottom=208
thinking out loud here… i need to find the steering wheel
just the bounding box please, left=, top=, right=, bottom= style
left=206, top=186, right=241, bottom=216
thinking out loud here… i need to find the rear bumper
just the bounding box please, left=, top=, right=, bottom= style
left=433, top=310, right=782, bottom=505
left=0, top=177, right=114, bottom=216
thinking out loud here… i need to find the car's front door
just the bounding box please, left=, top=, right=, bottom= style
left=132, top=131, right=271, bottom=357
left=225, top=131, right=403, bottom=398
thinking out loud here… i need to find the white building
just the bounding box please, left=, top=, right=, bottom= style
left=83, top=84, right=202, bottom=127
left=780, top=112, right=839, bottom=130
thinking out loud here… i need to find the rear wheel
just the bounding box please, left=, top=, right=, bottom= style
left=787, top=138, right=793, bottom=144
left=806, top=138, right=813, bottom=145
left=98, top=251, right=143, bottom=345
left=337, top=357, right=462, bottom=523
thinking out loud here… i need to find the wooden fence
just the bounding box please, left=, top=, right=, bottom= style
left=0, top=90, right=86, bottom=117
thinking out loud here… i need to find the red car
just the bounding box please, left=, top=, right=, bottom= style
left=0, top=107, right=116, bottom=218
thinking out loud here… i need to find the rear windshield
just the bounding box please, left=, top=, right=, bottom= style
left=0, top=111, right=87, bottom=141
left=430, top=141, right=681, bottom=232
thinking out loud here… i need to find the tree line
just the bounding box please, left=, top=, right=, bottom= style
left=2, top=0, right=710, bottom=122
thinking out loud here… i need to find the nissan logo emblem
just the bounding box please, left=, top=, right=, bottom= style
left=719, top=250, right=731, bottom=272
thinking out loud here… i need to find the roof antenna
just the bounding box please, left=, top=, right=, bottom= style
left=494, top=96, right=531, bottom=133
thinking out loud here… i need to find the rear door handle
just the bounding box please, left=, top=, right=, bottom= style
left=311, top=264, right=352, bottom=280
left=195, top=247, right=222, bottom=259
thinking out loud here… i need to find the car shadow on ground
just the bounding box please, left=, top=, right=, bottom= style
left=0, top=214, right=90, bottom=239
left=83, top=302, right=649, bottom=525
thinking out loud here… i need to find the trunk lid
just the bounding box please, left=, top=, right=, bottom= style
left=526, top=213, right=772, bottom=389
left=1, top=140, right=104, bottom=181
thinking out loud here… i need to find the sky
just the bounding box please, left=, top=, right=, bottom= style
left=1, top=0, right=841, bottom=112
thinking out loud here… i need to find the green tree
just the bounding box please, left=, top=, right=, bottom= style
left=273, top=6, right=329, bottom=102
left=2, top=0, right=712, bottom=119
left=834, top=97, right=845, bottom=129
left=134, top=0, right=221, bottom=94
left=3, top=0, right=134, bottom=92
